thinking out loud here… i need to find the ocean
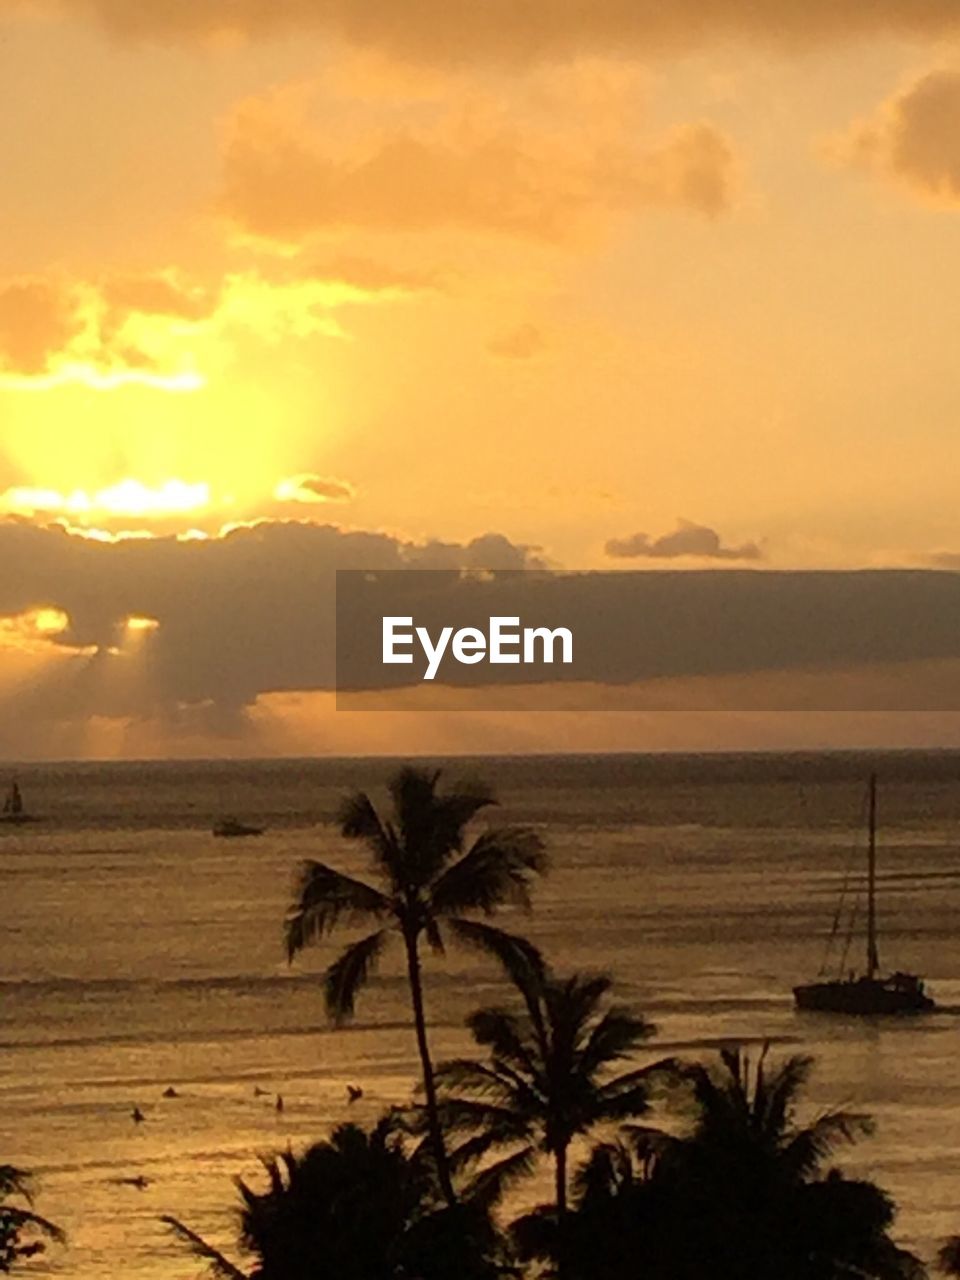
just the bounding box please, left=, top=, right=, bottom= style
left=2, top=751, right=960, bottom=1278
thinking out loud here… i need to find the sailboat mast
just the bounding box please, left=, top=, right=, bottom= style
left=867, top=772, right=879, bottom=979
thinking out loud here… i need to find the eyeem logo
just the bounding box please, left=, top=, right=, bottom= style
left=383, top=616, right=574, bottom=681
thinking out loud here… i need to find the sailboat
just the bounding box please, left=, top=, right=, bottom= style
left=793, top=774, right=934, bottom=1015
left=0, top=778, right=37, bottom=825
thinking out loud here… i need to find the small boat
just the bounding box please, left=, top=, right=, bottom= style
left=213, top=816, right=264, bottom=838
left=794, top=773, right=934, bottom=1016
left=0, top=779, right=38, bottom=825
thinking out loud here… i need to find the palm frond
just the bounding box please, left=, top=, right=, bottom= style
left=461, top=1145, right=538, bottom=1210
left=545, top=973, right=613, bottom=1046
left=430, top=781, right=499, bottom=851
left=590, top=1083, right=653, bottom=1125
left=782, top=1109, right=874, bottom=1178
left=324, top=928, right=389, bottom=1022
left=389, top=767, right=443, bottom=876
left=437, top=1094, right=537, bottom=1140
left=424, top=916, right=446, bottom=956
left=0, top=1206, right=65, bottom=1245
left=577, top=1008, right=655, bottom=1077
left=435, top=1058, right=534, bottom=1107
left=446, top=918, right=545, bottom=992
left=391, top=767, right=504, bottom=884
left=161, top=1216, right=247, bottom=1279
left=285, top=861, right=390, bottom=960
left=430, top=828, right=546, bottom=917
left=760, top=1052, right=816, bottom=1134
left=594, top=1058, right=678, bottom=1101
left=337, top=791, right=396, bottom=867
left=466, top=1006, right=542, bottom=1079
left=0, top=1165, right=33, bottom=1201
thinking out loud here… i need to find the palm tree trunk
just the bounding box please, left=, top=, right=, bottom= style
left=555, top=1141, right=569, bottom=1279
left=402, top=926, right=457, bottom=1208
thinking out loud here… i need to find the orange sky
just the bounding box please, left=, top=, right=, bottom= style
left=4, top=2, right=960, bottom=757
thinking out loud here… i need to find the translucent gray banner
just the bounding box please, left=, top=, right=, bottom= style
left=335, top=568, right=960, bottom=711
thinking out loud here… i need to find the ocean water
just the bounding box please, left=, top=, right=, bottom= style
left=3, top=751, right=960, bottom=1278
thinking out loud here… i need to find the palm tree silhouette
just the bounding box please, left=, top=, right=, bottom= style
left=515, top=1047, right=922, bottom=1280
left=165, top=1114, right=504, bottom=1280
left=432, top=963, right=665, bottom=1267
left=284, top=766, right=547, bottom=1206
left=655, top=1047, right=923, bottom=1279
left=0, top=1165, right=64, bottom=1273
left=586, top=1047, right=920, bottom=1280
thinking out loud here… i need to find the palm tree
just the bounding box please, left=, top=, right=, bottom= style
left=165, top=1114, right=505, bottom=1280
left=0, top=1165, right=64, bottom=1273
left=284, top=766, right=547, bottom=1206
left=432, top=964, right=666, bottom=1250
left=514, top=1048, right=923, bottom=1280
left=641, top=1047, right=924, bottom=1280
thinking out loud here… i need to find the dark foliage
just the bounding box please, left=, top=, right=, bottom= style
left=166, top=1115, right=506, bottom=1280
left=514, top=1047, right=925, bottom=1280
left=0, top=1166, right=64, bottom=1273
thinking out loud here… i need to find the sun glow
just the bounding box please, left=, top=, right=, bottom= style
left=2, top=479, right=212, bottom=520
left=0, top=365, right=206, bottom=393
left=0, top=607, right=69, bottom=654
left=125, top=615, right=160, bottom=633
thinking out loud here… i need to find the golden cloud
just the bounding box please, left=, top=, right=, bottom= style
left=275, top=474, right=356, bottom=504
left=221, top=84, right=737, bottom=243
left=7, top=0, right=960, bottom=60
left=836, top=70, right=960, bottom=205
left=0, top=273, right=208, bottom=390
left=0, top=280, right=87, bottom=377
left=0, top=267, right=416, bottom=390
left=101, top=275, right=222, bottom=323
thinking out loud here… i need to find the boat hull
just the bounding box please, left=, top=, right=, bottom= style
left=794, top=977, right=934, bottom=1016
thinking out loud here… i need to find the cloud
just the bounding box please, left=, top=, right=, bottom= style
left=0, top=267, right=416, bottom=390
left=487, top=323, right=545, bottom=360
left=221, top=88, right=736, bottom=243
left=0, top=280, right=86, bottom=377
left=300, top=256, right=447, bottom=294
left=9, top=0, right=960, bottom=61
left=6, top=520, right=960, bottom=748
left=835, top=70, right=960, bottom=205
left=605, top=519, right=763, bottom=561
left=100, top=273, right=222, bottom=323
left=0, top=272, right=212, bottom=389
left=275, top=474, right=356, bottom=504
left=0, top=518, right=545, bottom=724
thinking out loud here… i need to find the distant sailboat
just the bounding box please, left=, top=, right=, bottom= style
left=794, top=773, right=934, bottom=1016
left=0, top=779, right=37, bottom=825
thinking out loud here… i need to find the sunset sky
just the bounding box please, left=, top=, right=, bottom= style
left=5, top=1, right=960, bottom=757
